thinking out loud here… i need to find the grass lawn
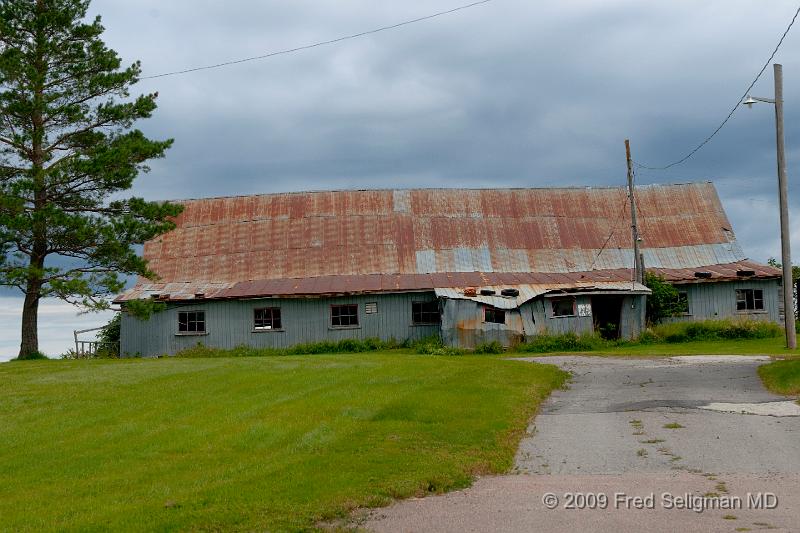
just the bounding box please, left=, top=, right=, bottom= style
left=521, top=337, right=800, bottom=357
left=758, top=358, right=800, bottom=396
left=0, top=354, right=566, bottom=532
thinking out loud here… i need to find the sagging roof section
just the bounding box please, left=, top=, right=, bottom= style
left=435, top=282, right=650, bottom=310
left=115, top=183, right=781, bottom=303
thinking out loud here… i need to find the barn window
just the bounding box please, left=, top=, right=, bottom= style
left=412, top=301, right=440, bottom=324
left=484, top=306, right=505, bottom=324
left=254, top=308, right=282, bottom=330
left=736, top=289, right=764, bottom=311
left=331, top=304, right=359, bottom=327
left=178, top=311, right=206, bottom=333
left=551, top=297, right=576, bottom=317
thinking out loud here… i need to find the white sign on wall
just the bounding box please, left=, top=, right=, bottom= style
left=577, top=303, right=592, bottom=317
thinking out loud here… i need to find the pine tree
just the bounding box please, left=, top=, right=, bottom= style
left=0, top=0, right=182, bottom=358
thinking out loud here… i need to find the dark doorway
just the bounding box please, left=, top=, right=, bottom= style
left=592, top=296, right=623, bottom=340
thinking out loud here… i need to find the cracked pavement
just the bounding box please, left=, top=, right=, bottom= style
left=365, top=355, right=800, bottom=533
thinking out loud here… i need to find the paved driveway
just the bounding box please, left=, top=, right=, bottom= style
left=365, top=356, right=800, bottom=533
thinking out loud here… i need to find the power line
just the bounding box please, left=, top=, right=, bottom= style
left=588, top=190, right=630, bottom=271
left=140, top=0, right=494, bottom=80
left=635, top=3, right=800, bottom=171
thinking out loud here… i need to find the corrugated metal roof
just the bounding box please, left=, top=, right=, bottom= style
left=434, top=282, right=650, bottom=310
left=114, top=260, right=779, bottom=302
left=115, top=183, right=781, bottom=302
left=139, top=183, right=747, bottom=280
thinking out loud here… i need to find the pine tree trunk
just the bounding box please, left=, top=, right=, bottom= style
left=19, top=280, right=41, bottom=358
left=19, top=2, right=47, bottom=360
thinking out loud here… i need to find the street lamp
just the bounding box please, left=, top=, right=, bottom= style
left=744, top=63, right=797, bottom=349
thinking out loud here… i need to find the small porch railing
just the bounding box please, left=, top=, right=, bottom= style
left=73, top=327, right=119, bottom=358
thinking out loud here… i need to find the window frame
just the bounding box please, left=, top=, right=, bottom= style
left=412, top=300, right=441, bottom=325
left=550, top=297, right=577, bottom=318
left=330, top=304, right=359, bottom=328
left=484, top=306, right=506, bottom=324
left=177, top=310, right=207, bottom=335
left=736, top=288, right=765, bottom=312
left=253, top=307, right=283, bottom=331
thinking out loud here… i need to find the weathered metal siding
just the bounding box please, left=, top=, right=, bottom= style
left=539, top=296, right=595, bottom=336
left=440, top=299, right=525, bottom=349
left=619, top=296, right=646, bottom=339
left=121, top=292, right=439, bottom=357
left=519, top=294, right=645, bottom=340
left=662, top=279, right=781, bottom=325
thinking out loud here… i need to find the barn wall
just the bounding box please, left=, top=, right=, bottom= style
left=121, top=292, right=440, bottom=357
left=440, top=299, right=525, bottom=349
left=519, top=294, right=646, bottom=340
left=539, top=295, right=595, bottom=336
left=662, top=279, right=781, bottom=325
left=619, top=295, right=647, bottom=339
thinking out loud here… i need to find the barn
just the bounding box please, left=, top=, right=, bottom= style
left=115, top=182, right=783, bottom=357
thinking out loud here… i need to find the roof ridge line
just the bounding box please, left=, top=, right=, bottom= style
left=164, top=181, right=713, bottom=203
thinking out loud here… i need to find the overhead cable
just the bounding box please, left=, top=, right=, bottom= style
left=634, top=3, right=800, bottom=170
left=141, top=0, right=494, bottom=80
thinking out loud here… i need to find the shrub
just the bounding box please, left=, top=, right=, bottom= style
left=410, top=335, right=466, bottom=355
left=473, top=341, right=504, bottom=354
left=643, top=272, right=685, bottom=324
left=650, top=319, right=782, bottom=343
left=636, top=330, right=661, bottom=344
left=174, top=343, right=225, bottom=358
left=96, top=314, right=121, bottom=357
left=516, top=332, right=609, bottom=353
left=175, top=338, right=402, bottom=358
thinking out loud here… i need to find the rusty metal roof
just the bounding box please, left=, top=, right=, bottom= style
left=114, top=261, right=779, bottom=302
left=115, top=182, right=780, bottom=303
left=435, top=282, right=651, bottom=310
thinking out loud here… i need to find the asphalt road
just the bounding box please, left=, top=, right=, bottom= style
left=365, top=355, right=800, bottom=533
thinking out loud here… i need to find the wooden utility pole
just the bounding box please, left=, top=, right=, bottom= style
left=625, top=139, right=643, bottom=284
left=773, top=64, right=797, bottom=349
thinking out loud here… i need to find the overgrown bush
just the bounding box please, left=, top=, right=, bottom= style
left=643, top=272, right=685, bottom=324
left=636, top=329, right=661, bottom=345
left=473, top=341, right=505, bottom=354
left=172, top=318, right=784, bottom=359
left=650, top=319, right=781, bottom=343
left=175, top=337, right=402, bottom=358
left=517, top=332, right=610, bottom=353
left=412, top=336, right=466, bottom=356
left=97, top=314, right=121, bottom=357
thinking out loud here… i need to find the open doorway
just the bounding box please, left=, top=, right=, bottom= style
left=592, top=296, right=623, bottom=340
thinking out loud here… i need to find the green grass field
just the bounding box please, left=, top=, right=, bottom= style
left=758, top=358, right=800, bottom=396
left=522, top=337, right=799, bottom=357
left=0, top=354, right=567, bottom=532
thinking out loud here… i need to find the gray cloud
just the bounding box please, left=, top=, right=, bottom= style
left=91, top=1, right=800, bottom=221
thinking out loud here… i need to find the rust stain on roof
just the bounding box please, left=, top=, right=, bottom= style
left=116, top=182, right=780, bottom=302
left=114, top=261, right=780, bottom=302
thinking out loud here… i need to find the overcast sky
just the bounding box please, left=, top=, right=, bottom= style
left=3, top=0, right=800, bottom=358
